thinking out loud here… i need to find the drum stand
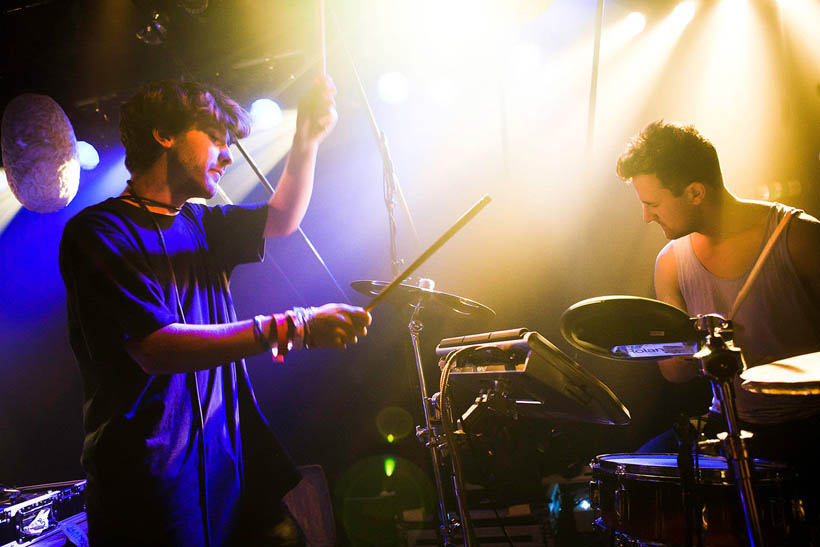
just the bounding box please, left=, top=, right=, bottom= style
left=694, top=315, right=764, bottom=547
left=408, top=288, right=477, bottom=547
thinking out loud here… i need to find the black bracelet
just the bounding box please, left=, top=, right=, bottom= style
left=252, top=315, right=271, bottom=351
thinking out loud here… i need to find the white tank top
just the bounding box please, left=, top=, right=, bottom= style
left=672, top=203, right=820, bottom=424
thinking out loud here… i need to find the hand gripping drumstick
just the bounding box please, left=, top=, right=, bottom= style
left=364, top=194, right=492, bottom=312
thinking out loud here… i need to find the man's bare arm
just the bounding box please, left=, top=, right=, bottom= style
left=264, top=77, right=338, bottom=239
left=127, top=304, right=370, bottom=375
left=654, top=242, right=699, bottom=382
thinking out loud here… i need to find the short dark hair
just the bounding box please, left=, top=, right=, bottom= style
left=616, top=120, right=723, bottom=195
left=119, top=80, right=252, bottom=174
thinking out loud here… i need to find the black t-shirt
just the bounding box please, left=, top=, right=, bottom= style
left=59, top=198, right=300, bottom=546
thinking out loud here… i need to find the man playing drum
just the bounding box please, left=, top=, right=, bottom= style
left=616, top=120, right=820, bottom=501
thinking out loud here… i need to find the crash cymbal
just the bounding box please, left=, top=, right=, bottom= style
left=351, top=280, right=495, bottom=320
left=560, top=296, right=698, bottom=361
left=741, top=352, right=820, bottom=396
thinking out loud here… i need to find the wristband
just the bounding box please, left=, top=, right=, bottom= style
left=252, top=315, right=271, bottom=352
left=273, top=313, right=289, bottom=362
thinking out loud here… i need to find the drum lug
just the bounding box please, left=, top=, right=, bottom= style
left=791, top=497, right=806, bottom=523
left=615, top=484, right=629, bottom=523
left=589, top=480, right=601, bottom=512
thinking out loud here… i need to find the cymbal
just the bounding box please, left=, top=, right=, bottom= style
left=350, top=280, right=495, bottom=320
left=560, top=296, right=698, bottom=361
left=741, top=352, right=820, bottom=396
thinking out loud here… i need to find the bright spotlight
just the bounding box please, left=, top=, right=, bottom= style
left=672, top=2, right=697, bottom=25
left=250, top=98, right=283, bottom=131
left=0, top=168, right=7, bottom=192
left=577, top=499, right=591, bottom=511
left=378, top=71, right=410, bottom=105
left=77, top=141, right=100, bottom=170
left=625, top=12, right=647, bottom=36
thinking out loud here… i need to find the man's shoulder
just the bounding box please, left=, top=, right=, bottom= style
left=62, top=198, right=139, bottom=247
left=655, top=239, right=678, bottom=273
left=787, top=207, right=820, bottom=251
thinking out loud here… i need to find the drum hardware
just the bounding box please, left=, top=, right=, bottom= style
left=353, top=279, right=495, bottom=547
left=431, top=328, right=632, bottom=544
left=694, top=314, right=763, bottom=547
left=560, top=296, right=773, bottom=547
left=434, top=329, right=631, bottom=426
left=674, top=411, right=706, bottom=546
left=350, top=189, right=493, bottom=546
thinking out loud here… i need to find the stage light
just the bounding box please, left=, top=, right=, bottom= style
left=0, top=167, right=23, bottom=235
left=387, top=434, right=395, bottom=443
left=250, top=98, right=283, bottom=131
left=77, top=141, right=100, bottom=170
left=377, top=71, right=410, bottom=105
left=672, top=2, right=697, bottom=25
left=594, top=0, right=699, bottom=142
left=577, top=498, right=591, bottom=510
left=210, top=109, right=296, bottom=204
left=384, top=457, right=396, bottom=477
left=601, top=11, right=650, bottom=57
left=625, top=12, right=647, bottom=36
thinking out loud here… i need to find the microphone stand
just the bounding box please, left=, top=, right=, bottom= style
left=329, top=7, right=478, bottom=545
left=328, top=7, right=421, bottom=276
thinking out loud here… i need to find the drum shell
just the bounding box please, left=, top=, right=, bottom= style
left=590, top=453, right=794, bottom=547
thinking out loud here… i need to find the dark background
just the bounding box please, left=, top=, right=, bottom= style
left=1, top=0, right=818, bottom=544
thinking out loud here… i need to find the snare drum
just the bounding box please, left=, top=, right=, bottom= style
left=590, top=453, right=795, bottom=547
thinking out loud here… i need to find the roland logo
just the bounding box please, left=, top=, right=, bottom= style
left=649, top=330, right=665, bottom=337
left=628, top=347, right=665, bottom=354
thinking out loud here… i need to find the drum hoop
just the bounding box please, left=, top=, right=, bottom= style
left=592, top=453, right=787, bottom=485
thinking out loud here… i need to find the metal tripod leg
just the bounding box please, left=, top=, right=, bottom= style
left=408, top=296, right=475, bottom=546
left=695, top=314, right=765, bottom=546
left=712, top=378, right=765, bottom=547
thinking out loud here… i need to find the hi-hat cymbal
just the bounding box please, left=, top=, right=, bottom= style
left=351, top=280, right=495, bottom=320
left=741, top=352, right=820, bottom=396
left=560, top=296, right=698, bottom=361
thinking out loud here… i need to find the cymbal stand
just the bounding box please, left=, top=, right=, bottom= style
left=693, top=314, right=764, bottom=547
left=410, top=280, right=475, bottom=546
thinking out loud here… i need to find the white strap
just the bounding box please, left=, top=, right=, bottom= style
left=728, top=209, right=798, bottom=319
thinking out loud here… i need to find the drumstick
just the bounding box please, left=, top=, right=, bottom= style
left=318, top=0, right=326, bottom=76
left=365, top=194, right=492, bottom=312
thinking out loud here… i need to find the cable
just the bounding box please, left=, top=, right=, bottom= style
left=127, top=194, right=212, bottom=547
left=230, top=139, right=351, bottom=304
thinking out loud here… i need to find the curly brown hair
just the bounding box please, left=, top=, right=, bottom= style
left=119, top=80, right=252, bottom=174
left=616, top=120, right=723, bottom=196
